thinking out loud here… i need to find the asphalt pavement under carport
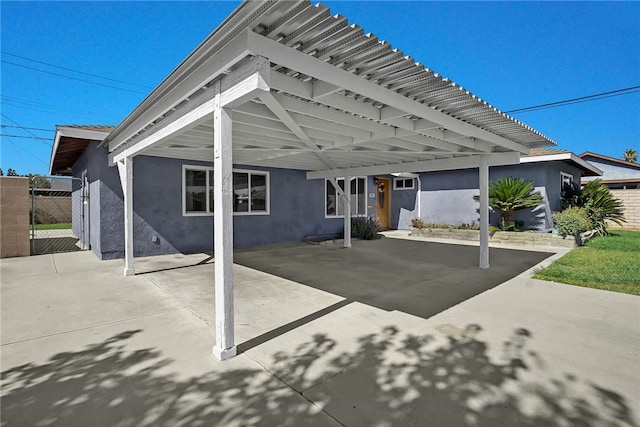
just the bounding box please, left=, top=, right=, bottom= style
left=234, top=236, right=553, bottom=319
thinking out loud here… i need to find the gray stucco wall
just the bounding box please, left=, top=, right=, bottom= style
left=411, top=161, right=583, bottom=231
left=72, top=142, right=348, bottom=259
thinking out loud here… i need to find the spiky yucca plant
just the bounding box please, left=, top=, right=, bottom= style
left=474, top=177, right=543, bottom=230
left=561, top=179, right=625, bottom=235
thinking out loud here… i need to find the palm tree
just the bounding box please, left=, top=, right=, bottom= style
left=623, top=148, right=637, bottom=163
left=473, top=177, right=543, bottom=230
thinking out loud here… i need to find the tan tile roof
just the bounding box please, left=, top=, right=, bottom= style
left=525, top=148, right=571, bottom=157
left=58, top=125, right=116, bottom=132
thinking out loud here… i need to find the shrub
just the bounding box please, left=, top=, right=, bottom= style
left=352, top=217, right=382, bottom=240
left=410, top=218, right=428, bottom=229
left=473, top=177, right=543, bottom=230
left=553, top=207, right=591, bottom=238
left=561, top=180, right=625, bottom=236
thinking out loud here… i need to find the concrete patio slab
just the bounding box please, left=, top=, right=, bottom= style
left=234, top=237, right=552, bottom=319
left=1, top=239, right=638, bottom=426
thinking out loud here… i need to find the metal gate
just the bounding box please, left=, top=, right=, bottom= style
left=30, top=176, right=85, bottom=255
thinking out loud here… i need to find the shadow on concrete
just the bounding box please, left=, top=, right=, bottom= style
left=1, top=326, right=635, bottom=426
left=31, top=237, right=82, bottom=255
left=235, top=237, right=553, bottom=319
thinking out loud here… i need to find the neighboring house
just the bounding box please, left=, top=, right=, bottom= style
left=395, top=148, right=602, bottom=231
left=579, top=152, right=640, bottom=189
left=579, top=152, right=640, bottom=230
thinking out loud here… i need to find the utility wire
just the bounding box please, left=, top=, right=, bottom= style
left=505, top=86, right=640, bottom=114
left=1, top=51, right=152, bottom=89
left=0, top=134, right=54, bottom=140
left=1, top=125, right=53, bottom=132
left=1, top=114, right=52, bottom=146
left=1, top=60, right=147, bottom=95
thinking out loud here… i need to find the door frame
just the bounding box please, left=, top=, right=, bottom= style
left=375, top=177, right=391, bottom=229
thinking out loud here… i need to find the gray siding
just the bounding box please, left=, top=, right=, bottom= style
left=582, top=157, right=640, bottom=181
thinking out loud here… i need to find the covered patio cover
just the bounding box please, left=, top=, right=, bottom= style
left=101, top=0, right=556, bottom=359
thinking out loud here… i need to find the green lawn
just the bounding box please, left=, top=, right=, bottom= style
left=33, top=223, right=72, bottom=230
left=534, top=230, right=640, bottom=295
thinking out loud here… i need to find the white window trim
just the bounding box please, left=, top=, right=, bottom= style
left=393, top=177, right=415, bottom=190
left=232, top=168, right=270, bottom=216
left=182, top=165, right=212, bottom=217
left=324, top=177, right=368, bottom=218
left=182, top=165, right=270, bottom=217
left=560, top=172, right=573, bottom=187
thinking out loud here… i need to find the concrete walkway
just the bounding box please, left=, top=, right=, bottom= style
left=1, top=242, right=638, bottom=426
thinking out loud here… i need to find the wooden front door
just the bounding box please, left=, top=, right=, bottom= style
left=375, top=178, right=391, bottom=229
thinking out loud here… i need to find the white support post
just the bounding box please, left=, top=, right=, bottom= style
left=212, top=81, right=237, bottom=361
left=416, top=176, right=422, bottom=219
left=117, top=157, right=135, bottom=276
left=479, top=157, right=489, bottom=269
left=343, top=175, right=351, bottom=248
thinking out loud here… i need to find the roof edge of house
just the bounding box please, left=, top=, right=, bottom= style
left=579, top=151, right=640, bottom=169
left=520, top=151, right=602, bottom=176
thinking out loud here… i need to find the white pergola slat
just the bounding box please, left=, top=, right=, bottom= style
left=105, top=0, right=557, bottom=360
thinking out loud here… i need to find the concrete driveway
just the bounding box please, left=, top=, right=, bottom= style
left=1, top=240, right=639, bottom=426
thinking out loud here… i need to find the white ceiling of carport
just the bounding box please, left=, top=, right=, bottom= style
left=112, top=0, right=556, bottom=172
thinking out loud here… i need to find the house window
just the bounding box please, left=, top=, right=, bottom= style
left=183, top=166, right=269, bottom=216
left=560, top=172, right=573, bottom=189
left=393, top=177, right=415, bottom=190
left=325, top=177, right=366, bottom=217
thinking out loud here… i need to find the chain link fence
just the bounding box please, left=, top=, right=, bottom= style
left=30, top=176, right=85, bottom=255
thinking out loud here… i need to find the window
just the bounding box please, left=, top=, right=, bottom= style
left=325, top=177, right=366, bottom=217
left=393, top=177, right=415, bottom=190
left=560, top=172, right=573, bottom=189
left=183, top=166, right=269, bottom=216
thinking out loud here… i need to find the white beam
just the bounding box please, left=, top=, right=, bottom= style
left=343, top=175, right=351, bottom=248
left=219, top=55, right=271, bottom=109
left=479, top=157, right=490, bottom=269
left=307, top=152, right=520, bottom=180
left=312, top=80, right=341, bottom=99
left=212, top=81, right=236, bottom=361
left=107, top=29, right=252, bottom=152
left=259, top=92, right=340, bottom=170
left=117, top=157, right=135, bottom=276
left=111, top=98, right=216, bottom=164
left=111, top=56, right=270, bottom=165
left=247, top=31, right=530, bottom=154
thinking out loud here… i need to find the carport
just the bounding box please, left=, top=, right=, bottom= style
left=101, top=1, right=555, bottom=359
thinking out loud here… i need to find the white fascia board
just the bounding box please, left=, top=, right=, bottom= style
left=109, top=56, right=270, bottom=165
left=307, top=152, right=520, bottom=179
left=106, top=29, right=253, bottom=153
left=110, top=98, right=216, bottom=164
left=520, top=153, right=603, bottom=176
left=56, top=127, right=111, bottom=141
left=247, top=31, right=530, bottom=154
left=50, top=127, right=111, bottom=174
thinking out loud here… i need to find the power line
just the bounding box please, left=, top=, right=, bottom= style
left=1, top=60, right=147, bottom=95
left=0, top=134, right=54, bottom=140
left=1, top=125, right=53, bottom=132
left=1, top=51, right=152, bottom=89
left=1, top=114, right=53, bottom=146
left=505, top=86, right=640, bottom=114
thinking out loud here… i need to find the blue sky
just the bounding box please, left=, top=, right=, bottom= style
left=1, top=1, right=638, bottom=176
